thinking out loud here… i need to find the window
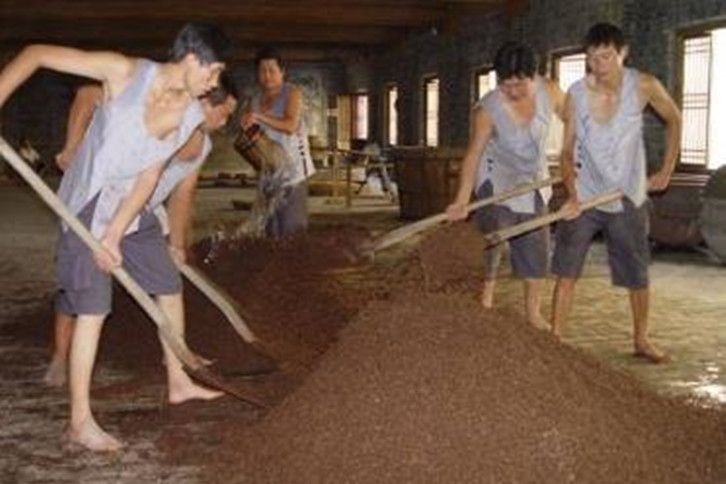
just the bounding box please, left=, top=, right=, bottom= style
left=475, top=68, right=497, bottom=101
left=553, top=52, right=586, bottom=92
left=352, top=93, right=369, bottom=140
left=386, top=85, right=398, bottom=145
left=680, top=28, right=726, bottom=169
left=546, top=51, right=587, bottom=161
left=424, top=76, right=439, bottom=147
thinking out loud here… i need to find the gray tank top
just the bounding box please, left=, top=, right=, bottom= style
left=57, top=59, right=204, bottom=237
left=251, top=83, right=315, bottom=186
left=569, top=67, right=647, bottom=212
left=151, top=134, right=212, bottom=235
left=475, top=76, right=552, bottom=213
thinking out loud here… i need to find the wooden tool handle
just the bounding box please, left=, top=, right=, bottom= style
left=0, top=136, right=261, bottom=405
left=482, top=190, right=623, bottom=247
left=178, top=263, right=257, bottom=343
left=373, top=176, right=562, bottom=252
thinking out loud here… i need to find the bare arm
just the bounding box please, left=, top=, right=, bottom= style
left=0, top=45, right=133, bottom=108
left=166, top=169, right=201, bottom=263
left=95, top=162, right=165, bottom=271
left=164, top=130, right=205, bottom=263
left=56, top=84, right=104, bottom=170
left=174, top=129, right=205, bottom=162
left=640, top=73, right=681, bottom=191
left=446, top=107, right=493, bottom=221
left=545, top=78, right=567, bottom=121
left=559, top=93, right=580, bottom=217
left=253, top=86, right=303, bottom=134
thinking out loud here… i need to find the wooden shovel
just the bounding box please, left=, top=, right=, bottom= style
left=362, top=176, right=562, bottom=256
left=482, top=190, right=623, bottom=247
left=0, top=136, right=264, bottom=407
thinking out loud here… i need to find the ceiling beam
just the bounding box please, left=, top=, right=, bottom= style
left=0, top=1, right=444, bottom=28
left=0, top=19, right=407, bottom=47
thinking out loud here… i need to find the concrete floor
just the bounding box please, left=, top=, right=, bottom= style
left=0, top=182, right=724, bottom=482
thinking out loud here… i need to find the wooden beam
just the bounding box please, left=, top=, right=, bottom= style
left=0, top=40, right=368, bottom=64
left=0, top=1, right=444, bottom=28
left=0, top=19, right=406, bottom=46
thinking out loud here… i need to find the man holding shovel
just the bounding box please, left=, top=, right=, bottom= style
left=551, top=23, right=681, bottom=363
left=447, top=42, right=565, bottom=328
left=44, top=76, right=238, bottom=387
left=0, top=23, right=231, bottom=451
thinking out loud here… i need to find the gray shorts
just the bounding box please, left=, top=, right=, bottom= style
left=55, top=198, right=182, bottom=316
left=475, top=182, right=549, bottom=279
left=265, top=181, right=309, bottom=239
left=551, top=199, right=650, bottom=288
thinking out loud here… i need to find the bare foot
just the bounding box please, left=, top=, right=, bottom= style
left=43, top=358, right=67, bottom=387
left=66, top=418, right=124, bottom=452
left=162, top=351, right=214, bottom=368
left=193, top=352, right=214, bottom=367
left=168, top=382, right=224, bottom=405
left=634, top=341, right=670, bottom=364
left=527, top=314, right=550, bottom=331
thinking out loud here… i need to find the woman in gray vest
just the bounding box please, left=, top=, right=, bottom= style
left=241, top=46, right=316, bottom=238
left=552, top=23, right=681, bottom=363
left=447, top=42, right=565, bottom=328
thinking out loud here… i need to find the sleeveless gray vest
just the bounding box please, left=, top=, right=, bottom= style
left=152, top=134, right=212, bottom=234
left=57, top=59, right=204, bottom=237
left=475, top=76, right=552, bottom=214
left=252, top=83, right=315, bottom=186
left=569, top=67, right=647, bottom=212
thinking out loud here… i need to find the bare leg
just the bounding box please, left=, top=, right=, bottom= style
left=630, top=287, right=668, bottom=363
left=44, top=311, right=75, bottom=387
left=481, top=244, right=503, bottom=309
left=67, top=314, right=123, bottom=452
left=551, top=277, right=577, bottom=339
left=524, top=278, right=548, bottom=330
left=155, top=293, right=223, bottom=404
left=480, top=278, right=496, bottom=309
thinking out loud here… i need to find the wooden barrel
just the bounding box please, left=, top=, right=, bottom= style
left=233, top=124, right=284, bottom=172
left=699, top=166, right=726, bottom=262
left=649, top=172, right=708, bottom=248
left=393, top=147, right=462, bottom=220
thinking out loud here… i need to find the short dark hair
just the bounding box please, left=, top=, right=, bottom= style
left=493, top=41, right=538, bottom=82
left=169, top=23, right=232, bottom=65
left=203, top=71, right=238, bottom=106
left=584, top=22, right=626, bottom=51
left=254, top=46, right=284, bottom=70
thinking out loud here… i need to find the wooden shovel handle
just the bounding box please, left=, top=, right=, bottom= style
left=178, top=263, right=257, bottom=343
left=0, top=136, right=262, bottom=405
left=482, top=190, right=623, bottom=247
left=373, top=176, right=562, bottom=252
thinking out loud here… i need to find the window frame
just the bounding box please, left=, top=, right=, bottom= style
left=472, top=65, right=496, bottom=104
left=384, top=83, right=399, bottom=146
left=673, top=21, right=726, bottom=172
left=422, top=74, right=440, bottom=148
left=351, top=92, right=369, bottom=141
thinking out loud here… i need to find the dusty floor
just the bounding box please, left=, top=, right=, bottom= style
left=0, top=183, right=725, bottom=482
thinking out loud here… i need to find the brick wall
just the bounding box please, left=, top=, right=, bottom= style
left=348, top=0, right=726, bottom=172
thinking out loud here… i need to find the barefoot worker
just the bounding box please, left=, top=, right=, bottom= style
left=447, top=41, right=565, bottom=328
left=0, top=22, right=232, bottom=451
left=551, top=22, right=681, bottom=363
left=44, top=76, right=238, bottom=387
